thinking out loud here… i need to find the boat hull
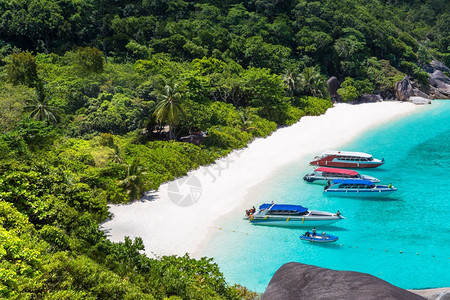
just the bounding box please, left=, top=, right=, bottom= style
left=309, top=153, right=384, bottom=168
left=310, top=161, right=383, bottom=168
left=324, top=188, right=397, bottom=198
left=299, top=234, right=339, bottom=243
left=249, top=217, right=342, bottom=227
left=304, top=175, right=380, bottom=184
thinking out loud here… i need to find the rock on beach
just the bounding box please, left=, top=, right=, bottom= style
left=262, top=262, right=426, bottom=300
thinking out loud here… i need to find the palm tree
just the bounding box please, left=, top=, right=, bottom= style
left=153, top=80, right=186, bottom=140
left=234, top=107, right=257, bottom=132
left=282, top=67, right=299, bottom=97
left=111, top=145, right=123, bottom=164
left=298, top=66, right=328, bottom=98
left=25, top=81, right=62, bottom=124
left=118, top=159, right=147, bottom=200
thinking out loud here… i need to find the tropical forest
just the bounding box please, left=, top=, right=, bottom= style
left=0, top=0, right=448, bottom=298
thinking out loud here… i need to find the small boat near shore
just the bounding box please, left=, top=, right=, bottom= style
left=303, top=167, right=380, bottom=184
left=310, top=151, right=384, bottom=168
left=299, top=232, right=339, bottom=243
left=245, top=203, right=344, bottom=227
left=324, top=179, right=397, bottom=198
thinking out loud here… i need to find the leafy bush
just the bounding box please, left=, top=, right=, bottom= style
left=203, top=126, right=252, bottom=150
left=5, top=52, right=38, bottom=87
left=337, top=77, right=374, bottom=102
left=413, top=69, right=430, bottom=86
left=249, top=116, right=277, bottom=137
left=284, top=105, right=305, bottom=126
left=298, top=97, right=332, bottom=115
left=365, top=58, right=405, bottom=91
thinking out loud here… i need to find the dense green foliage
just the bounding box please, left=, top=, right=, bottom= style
left=0, top=0, right=448, bottom=298
left=1, top=0, right=447, bottom=92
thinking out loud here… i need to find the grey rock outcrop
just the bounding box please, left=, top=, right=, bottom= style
left=262, top=262, right=426, bottom=300
left=327, top=76, right=340, bottom=101
left=410, top=288, right=450, bottom=300
left=428, top=70, right=450, bottom=99
left=422, top=60, right=450, bottom=99
left=430, top=60, right=450, bottom=73
left=394, top=76, right=431, bottom=102
left=395, top=76, right=414, bottom=101
left=360, top=94, right=383, bottom=102
left=410, top=96, right=431, bottom=104
left=430, top=70, right=450, bottom=85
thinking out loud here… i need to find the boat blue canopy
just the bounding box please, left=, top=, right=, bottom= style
left=331, top=179, right=375, bottom=185
left=259, top=204, right=308, bottom=213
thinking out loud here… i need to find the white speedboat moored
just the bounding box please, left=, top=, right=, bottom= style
left=310, top=151, right=384, bottom=168
left=303, top=167, right=380, bottom=184
left=245, top=203, right=344, bottom=227
left=324, top=179, right=397, bottom=198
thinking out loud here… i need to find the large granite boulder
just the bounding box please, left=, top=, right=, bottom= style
left=262, top=262, right=426, bottom=300
left=327, top=76, right=340, bottom=101
left=423, top=60, right=450, bottom=99
left=430, top=60, right=450, bottom=73
left=429, top=70, right=450, bottom=85
left=410, top=96, right=431, bottom=104
left=395, top=76, right=415, bottom=101
left=424, top=60, right=450, bottom=73
left=428, top=70, right=450, bottom=99
left=394, top=76, right=431, bottom=102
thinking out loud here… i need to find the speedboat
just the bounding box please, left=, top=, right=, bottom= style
left=245, top=203, right=344, bottom=227
left=303, top=167, right=380, bottom=184
left=310, top=151, right=384, bottom=168
left=323, top=179, right=397, bottom=197
left=299, top=232, right=339, bottom=243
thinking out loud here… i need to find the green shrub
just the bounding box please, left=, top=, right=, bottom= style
left=5, top=52, right=38, bottom=87
left=413, top=69, right=430, bottom=86
left=284, top=105, right=305, bottom=126
left=250, top=116, right=277, bottom=137
left=39, top=225, right=70, bottom=251
left=203, top=126, right=252, bottom=150
left=298, top=96, right=332, bottom=115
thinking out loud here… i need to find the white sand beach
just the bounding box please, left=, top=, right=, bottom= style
left=102, top=102, right=421, bottom=257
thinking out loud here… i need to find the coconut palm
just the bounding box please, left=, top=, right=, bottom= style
left=111, top=145, right=123, bottom=164
left=25, top=81, right=62, bottom=124
left=282, top=67, right=299, bottom=97
left=118, top=159, right=147, bottom=200
left=298, top=66, right=328, bottom=98
left=234, top=107, right=257, bottom=132
left=153, top=80, right=186, bottom=140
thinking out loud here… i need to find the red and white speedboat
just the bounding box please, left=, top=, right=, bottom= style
left=309, top=151, right=384, bottom=168
left=303, top=167, right=380, bottom=184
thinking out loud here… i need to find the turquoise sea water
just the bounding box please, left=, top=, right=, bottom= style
left=201, top=100, right=450, bottom=292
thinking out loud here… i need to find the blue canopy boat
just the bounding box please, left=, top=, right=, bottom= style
left=323, top=179, right=397, bottom=198
left=245, top=203, right=344, bottom=227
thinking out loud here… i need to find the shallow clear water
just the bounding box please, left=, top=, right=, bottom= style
left=201, top=100, right=450, bottom=292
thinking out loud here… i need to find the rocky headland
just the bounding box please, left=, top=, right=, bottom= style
left=329, top=60, right=450, bottom=104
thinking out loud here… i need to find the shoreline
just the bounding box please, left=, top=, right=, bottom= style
left=102, top=102, right=421, bottom=257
